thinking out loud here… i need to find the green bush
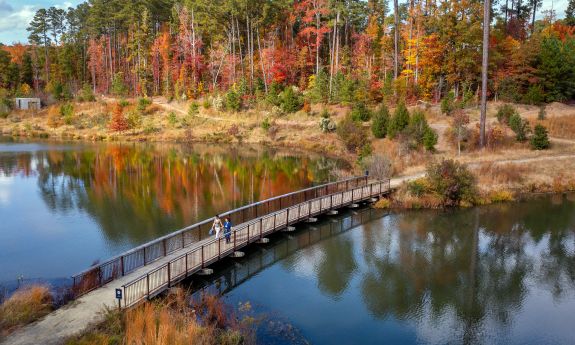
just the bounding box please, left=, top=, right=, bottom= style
left=202, top=98, right=211, bottom=109
left=320, top=108, right=331, bottom=119
left=350, top=102, right=371, bottom=122
left=266, top=82, right=283, bottom=106
left=496, top=104, right=517, bottom=125
left=337, top=115, right=369, bottom=152
left=440, top=91, right=456, bottom=115
left=407, top=179, right=428, bottom=197
left=77, top=83, right=95, bottom=102
left=423, top=127, right=438, bottom=151
left=59, top=103, right=74, bottom=125
left=279, top=87, right=304, bottom=113
left=111, top=72, right=128, bottom=96
left=508, top=113, right=530, bottom=142
left=118, top=99, right=130, bottom=108
left=407, top=110, right=430, bottom=145
left=126, top=110, right=142, bottom=128
left=167, top=111, right=178, bottom=126
left=261, top=117, right=271, bottom=131
left=188, top=101, right=199, bottom=116
left=523, top=85, right=545, bottom=105
left=530, top=124, right=550, bottom=150
left=225, top=90, right=241, bottom=112
left=137, top=98, right=152, bottom=112
left=371, top=104, right=390, bottom=138
left=388, top=101, right=410, bottom=138
left=426, top=159, right=477, bottom=206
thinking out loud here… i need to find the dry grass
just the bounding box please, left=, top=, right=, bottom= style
left=533, top=116, right=575, bottom=140
left=66, top=289, right=248, bottom=345
left=0, top=285, right=53, bottom=337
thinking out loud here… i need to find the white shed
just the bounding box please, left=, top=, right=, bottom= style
left=14, top=98, right=41, bottom=110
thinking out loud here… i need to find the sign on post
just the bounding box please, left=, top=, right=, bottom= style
left=115, top=288, right=122, bottom=310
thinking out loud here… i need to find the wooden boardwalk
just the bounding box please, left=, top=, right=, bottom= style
left=1, top=177, right=390, bottom=345
left=70, top=175, right=390, bottom=308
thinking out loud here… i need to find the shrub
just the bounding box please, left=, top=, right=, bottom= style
left=350, top=102, right=371, bottom=122
left=126, top=110, right=142, bottom=129
left=188, top=101, right=199, bottom=116
left=374, top=198, right=391, bottom=209
left=137, top=97, right=152, bottom=112
left=261, top=117, right=271, bottom=131
left=266, top=82, right=283, bottom=106
left=337, top=115, right=368, bottom=152
left=212, top=95, right=224, bottom=110
left=77, top=83, right=95, bottom=102
left=59, top=103, right=74, bottom=125
left=508, top=113, right=530, bottom=142
left=225, top=90, right=241, bottom=112
left=320, top=108, right=331, bottom=119
left=440, top=91, right=456, bottom=115
left=118, top=99, right=130, bottom=108
left=319, top=117, right=336, bottom=132
left=111, top=72, right=128, bottom=96
left=371, top=104, right=390, bottom=138
left=407, top=110, right=431, bottom=146
left=0, top=285, right=52, bottom=332
left=426, top=159, right=477, bottom=206
left=530, top=124, right=550, bottom=150
left=109, top=103, right=130, bottom=132
left=407, top=178, right=428, bottom=197
left=167, top=111, right=178, bottom=126
left=496, top=104, right=517, bottom=125
left=203, top=98, right=211, bottom=109
left=279, top=87, right=304, bottom=113
left=387, top=101, right=410, bottom=138
left=523, top=84, right=545, bottom=105
left=489, top=190, right=515, bottom=203
left=423, top=127, right=438, bottom=151
left=302, top=100, right=311, bottom=114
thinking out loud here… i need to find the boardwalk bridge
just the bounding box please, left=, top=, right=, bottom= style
left=72, top=175, right=391, bottom=308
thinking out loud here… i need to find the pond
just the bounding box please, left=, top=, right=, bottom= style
left=0, top=138, right=347, bottom=287
left=193, top=195, right=575, bottom=345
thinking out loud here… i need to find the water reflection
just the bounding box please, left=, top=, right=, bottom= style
left=0, top=140, right=347, bottom=283
left=197, top=195, right=575, bottom=344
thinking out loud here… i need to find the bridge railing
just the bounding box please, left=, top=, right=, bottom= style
left=121, top=179, right=390, bottom=308
left=72, top=175, right=372, bottom=296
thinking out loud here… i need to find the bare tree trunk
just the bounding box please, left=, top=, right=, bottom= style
left=315, top=12, right=321, bottom=75
left=256, top=26, right=268, bottom=93
left=393, top=0, right=399, bottom=79
left=329, top=11, right=339, bottom=97
left=480, top=0, right=491, bottom=148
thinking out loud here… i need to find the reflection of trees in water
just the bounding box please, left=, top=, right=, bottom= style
left=307, top=197, right=575, bottom=341
left=1, top=143, right=346, bottom=248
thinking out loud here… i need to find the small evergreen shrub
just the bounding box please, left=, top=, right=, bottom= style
left=167, top=111, right=178, bottom=126
left=530, top=124, right=550, bottom=150
left=59, top=103, right=74, bottom=125
left=350, top=102, right=371, bottom=122
left=508, top=113, right=530, bottom=142
left=261, top=117, right=271, bottom=131
left=496, top=104, right=517, bottom=125
left=440, top=91, right=456, bottom=115
left=188, top=101, right=199, bottom=116
left=225, top=90, right=241, bottom=112
left=423, top=127, right=438, bottom=151
left=279, top=87, right=304, bottom=113
left=137, top=98, right=152, bottom=112
left=77, top=83, right=96, bottom=102
left=371, top=104, right=390, bottom=138
left=523, top=85, right=545, bottom=105
left=388, top=101, right=410, bottom=138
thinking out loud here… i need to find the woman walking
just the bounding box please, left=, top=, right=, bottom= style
left=211, top=215, right=223, bottom=239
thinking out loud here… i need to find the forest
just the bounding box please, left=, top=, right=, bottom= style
left=0, top=0, right=574, bottom=109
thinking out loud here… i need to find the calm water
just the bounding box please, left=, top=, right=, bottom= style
left=194, top=196, right=575, bottom=345
left=0, top=139, right=346, bottom=285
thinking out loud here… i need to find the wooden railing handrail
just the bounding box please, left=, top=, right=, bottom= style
left=71, top=175, right=370, bottom=293
left=120, top=179, right=391, bottom=307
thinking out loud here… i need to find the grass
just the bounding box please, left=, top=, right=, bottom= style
left=0, top=285, right=53, bottom=337
left=65, top=289, right=251, bottom=345
left=533, top=116, right=575, bottom=140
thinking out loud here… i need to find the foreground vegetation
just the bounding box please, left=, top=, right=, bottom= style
left=0, top=285, right=53, bottom=339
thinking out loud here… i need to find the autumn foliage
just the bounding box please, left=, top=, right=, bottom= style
left=108, top=103, right=130, bottom=132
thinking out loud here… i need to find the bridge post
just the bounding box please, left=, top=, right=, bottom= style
left=163, top=239, right=167, bottom=256
left=233, top=230, right=236, bottom=251
left=201, top=245, right=205, bottom=268
left=121, top=256, right=125, bottom=276
left=143, top=247, right=147, bottom=265
left=218, top=239, right=221, bottom=260
left=146, top=274, right=150, bottom=297
left=167, top=262, right=171, bottom=288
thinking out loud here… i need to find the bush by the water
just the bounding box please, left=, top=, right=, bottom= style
left=426, top=159, right=477, bottom=206
left=0, top=285, right=53, bottom=335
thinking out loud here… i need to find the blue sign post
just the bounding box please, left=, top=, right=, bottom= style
left=115, top=288, right=122, bottom=310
